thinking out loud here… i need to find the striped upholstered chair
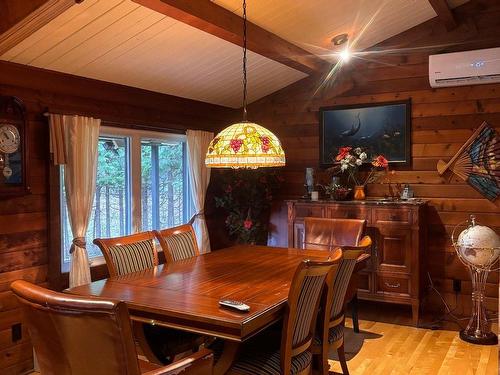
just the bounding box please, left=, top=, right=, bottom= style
left=94, top=231, right=203, bottom=365
left=311, top=248, right=369, bottom=375
left=94, top=231, right=158, bottom=277
left=227, top=254, right=341, bottom=375
left=304, top=217, right=371, bottom=333
left=154, top=224, right=199, bottom=263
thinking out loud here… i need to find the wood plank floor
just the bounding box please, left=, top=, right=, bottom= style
left=328, top=317, right=498, bottom=375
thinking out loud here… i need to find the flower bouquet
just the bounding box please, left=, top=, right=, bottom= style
left=333, top=147, right=389, bottom=200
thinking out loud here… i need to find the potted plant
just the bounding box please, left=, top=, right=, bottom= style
left=213, top=169, right=283, bottom=244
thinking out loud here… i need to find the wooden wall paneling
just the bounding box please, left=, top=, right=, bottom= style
left=249, top=0, right=500, bottom=320
left=0, top=60, right=236, bottom=373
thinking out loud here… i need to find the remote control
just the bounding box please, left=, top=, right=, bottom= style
left=219, top=299, right=250, bottom=312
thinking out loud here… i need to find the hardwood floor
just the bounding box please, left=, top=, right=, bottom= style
left=328, top=317, right=498, bottom=375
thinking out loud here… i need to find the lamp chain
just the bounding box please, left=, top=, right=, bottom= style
left=242, top=0, right=248, bottom=122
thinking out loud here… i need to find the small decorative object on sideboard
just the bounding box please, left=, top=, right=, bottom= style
left=0, top=96, right=29, bottom=196
left=400, top=184, right=414, bottom=200
left=303, top=167, right=315, bottom=198
left=452, top=215, right=500, bottom=345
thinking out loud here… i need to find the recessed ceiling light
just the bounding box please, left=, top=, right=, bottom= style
left=340, top=48, right=351, bottom=62
left=331, top=33, right=349, bottom=46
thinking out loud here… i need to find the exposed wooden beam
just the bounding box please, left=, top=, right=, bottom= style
left=428, top=0, right=458, bottom=31
left=0, top=0, right=79, bottom=56
left=131, top=0, right=327, bottom=75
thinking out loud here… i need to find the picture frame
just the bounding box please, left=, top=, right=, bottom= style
left=319, top=99, right=411, bottom=168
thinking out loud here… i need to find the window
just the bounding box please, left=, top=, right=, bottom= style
left=60, top=127, right=191, bottom=271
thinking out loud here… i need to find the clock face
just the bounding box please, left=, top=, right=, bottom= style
left=0, top=124, right=20, bottom=154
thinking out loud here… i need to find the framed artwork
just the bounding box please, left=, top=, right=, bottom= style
left=319, top=99, right=411, bottom=168
left=0, top=96, right=29, bottom=196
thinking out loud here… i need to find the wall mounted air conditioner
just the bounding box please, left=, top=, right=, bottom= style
left=429, top=47, right=500, bottom=88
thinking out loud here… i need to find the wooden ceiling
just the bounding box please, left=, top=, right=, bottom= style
left=0, top=0, right=468, bottom=108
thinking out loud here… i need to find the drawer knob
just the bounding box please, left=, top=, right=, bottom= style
left=384, top=281, right=400, bottom=289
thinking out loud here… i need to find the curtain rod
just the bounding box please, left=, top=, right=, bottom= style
left=43, top=111, right=187, bottom=135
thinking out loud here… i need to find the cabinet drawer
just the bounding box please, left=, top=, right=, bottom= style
left=326, top=206, right=371, bottom=223
left=294, top=204, right=324, bottom=218
left=376, top=275, right=409, bottom=295
left=373, top=208, right=411, bottom=224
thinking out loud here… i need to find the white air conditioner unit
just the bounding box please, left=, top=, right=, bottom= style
left=429, top=47, right=500, bottom=88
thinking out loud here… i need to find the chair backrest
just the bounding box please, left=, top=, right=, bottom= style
left=154, top=224, right=199, bottom=263
left=94, top=231, right=158, bottom=277
left=11, top=280, right=141, bottom=375
left=280, top=250, right=342, bottom=374
left=304, top=217, right=366, bottom=250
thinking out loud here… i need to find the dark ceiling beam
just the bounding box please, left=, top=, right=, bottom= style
left=131, top=0, right=327, bottom=75
left=428, top=0, right=458, bottom=31
left=0, top=0, right=80, bottom=56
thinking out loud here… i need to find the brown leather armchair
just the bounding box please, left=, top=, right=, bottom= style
left=11, top=280, right=213, bottom=375
left=304, top=217, right=372, bottom=333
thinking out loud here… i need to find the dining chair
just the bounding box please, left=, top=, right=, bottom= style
left=10, top=280, right=213, bottom=375
left=227, top=253, right=342, bottom=375
left=94, top=231, right=158, bottom=277
left=303, top=217, right=371, bottom=333
left=94, top=231, right=203, bottom=365
left=311, top=248, right=369, bottom=375
left=154, top=224, right=199, bottom=263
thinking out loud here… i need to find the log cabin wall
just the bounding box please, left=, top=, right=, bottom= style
left=249, top=0, right=500, bottom=318
left=0, top=61, right=232, bottom=374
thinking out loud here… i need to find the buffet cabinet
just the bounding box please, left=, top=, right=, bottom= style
left=286, top=199, right=428, bottom=325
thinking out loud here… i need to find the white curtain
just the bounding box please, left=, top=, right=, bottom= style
left=186, top=130, right=213, bottom=253
left=49, top=114, right=100, bottom=287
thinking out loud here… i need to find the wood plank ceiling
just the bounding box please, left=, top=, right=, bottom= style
left=0, top=0, right=469, bottom=108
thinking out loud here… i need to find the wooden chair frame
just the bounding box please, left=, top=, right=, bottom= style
left=280, top=255, right=341, bottom=375
left=93, top=231, right=158, bottom=277
left=154, top=224, right=199, bottom=263
left=312, top=246, right=371, bottom=375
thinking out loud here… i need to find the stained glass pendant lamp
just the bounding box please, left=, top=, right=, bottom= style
left=205, top=0, right=285, bottom=169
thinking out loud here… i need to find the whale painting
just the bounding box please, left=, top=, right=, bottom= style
left=319, top=99, right=411, bottom=168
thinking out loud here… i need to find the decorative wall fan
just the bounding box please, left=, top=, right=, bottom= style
left=437, top=121, right=499, bottom=201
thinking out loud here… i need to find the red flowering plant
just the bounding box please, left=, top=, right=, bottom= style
left=333, top=146, right=389, bottom=186
left=214, top=169, right=283, bottom=244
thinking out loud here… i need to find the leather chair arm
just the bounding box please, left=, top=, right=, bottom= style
left=142, top=348, right=213, bottom=375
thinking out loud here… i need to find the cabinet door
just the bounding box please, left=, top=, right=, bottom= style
left=375, top=223, right=412, bottom=273
left=293, top=222, right=304, bottom=249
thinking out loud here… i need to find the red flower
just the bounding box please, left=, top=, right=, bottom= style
left=243, top=219, right=253, bottom=230
left=224, top=185, right=233, bottom=193
left=230, top=139, right=243, bottom=153
left=336, top=146, right=352, bottom=161
left=372, top=155, right=388, bottom=168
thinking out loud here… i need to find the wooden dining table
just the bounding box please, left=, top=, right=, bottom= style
left=66, top=245, right=341, bottom=374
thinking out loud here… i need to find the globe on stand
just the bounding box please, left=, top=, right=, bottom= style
left=452, top=215, right=500, bottom=345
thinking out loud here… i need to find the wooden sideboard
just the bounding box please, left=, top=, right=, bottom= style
left=286, top=199, right=428, bottom=325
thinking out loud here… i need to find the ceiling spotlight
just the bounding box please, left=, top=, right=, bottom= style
left=331, top=33, right=349, bottom=46
left=340, top=48, right=351, bottom=63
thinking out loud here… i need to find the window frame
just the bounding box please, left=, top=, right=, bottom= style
left=49, top=126, right=189, bottom=289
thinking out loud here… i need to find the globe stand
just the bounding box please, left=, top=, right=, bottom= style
left=459, top=266, right=497, bottom=345
left=452, top=215, right=500, bottom=346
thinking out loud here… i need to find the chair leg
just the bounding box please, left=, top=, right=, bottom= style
left=351, top=294, right=359, bottom=334
left=337, top=343, right=349, bottom=375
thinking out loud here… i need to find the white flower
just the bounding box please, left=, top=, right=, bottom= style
left=354, top=147, right=362, bottom=155
left=360, top=152, right=367, bottom=160
left=340, top=163, right=348, bottom=171
left=355, top=159, right=363, bottom=166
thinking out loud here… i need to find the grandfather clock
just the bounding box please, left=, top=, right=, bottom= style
left=0, top=96, right=29, bottom=196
